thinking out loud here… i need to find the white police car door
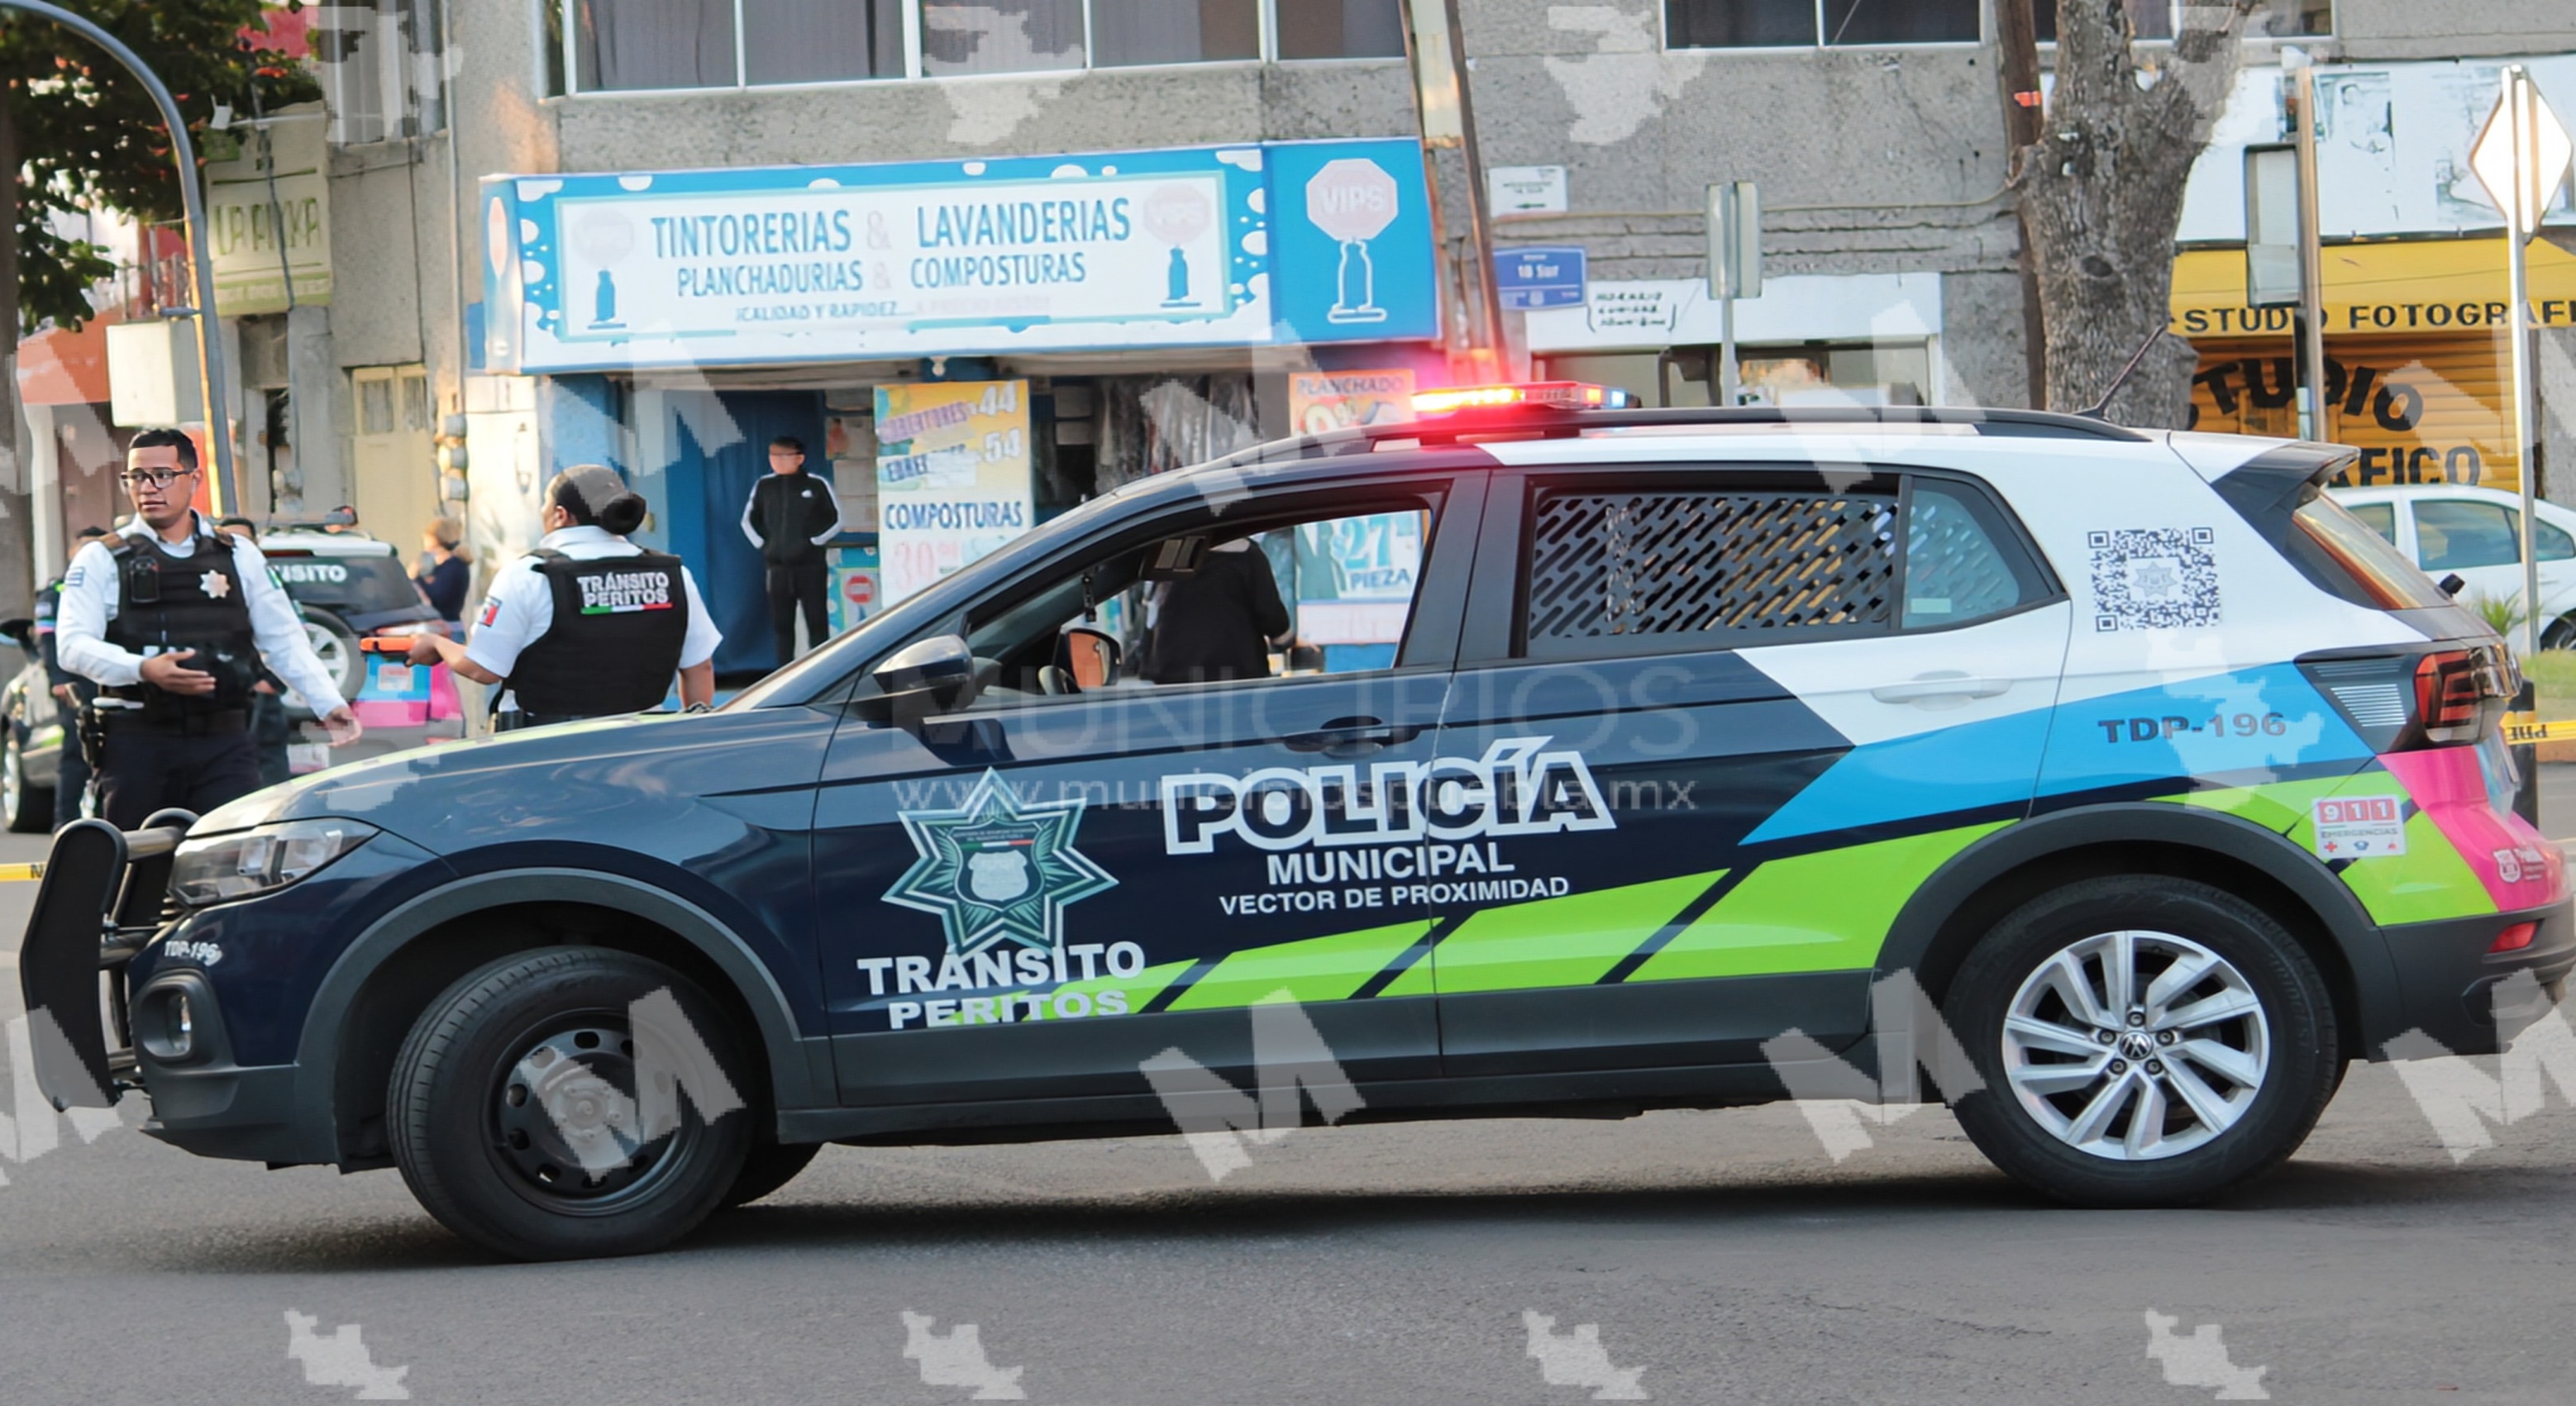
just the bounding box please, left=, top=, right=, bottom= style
left=1429, top=463, right=2068, bottom=1075
left=810, top=474, right=1486, bottom=1109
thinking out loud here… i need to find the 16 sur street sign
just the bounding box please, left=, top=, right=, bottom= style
left=1495, top=246, right=1586, bottom=310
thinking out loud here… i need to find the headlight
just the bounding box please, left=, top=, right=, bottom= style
left=170, top=818, right=378, bottom=906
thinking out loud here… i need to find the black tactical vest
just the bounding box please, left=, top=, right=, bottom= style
left=103, top=531, right=260, bottom=723
left=503, top=549, right=692, bottom=718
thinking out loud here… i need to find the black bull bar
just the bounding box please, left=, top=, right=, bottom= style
left=14, top=812, right=195, bottom=1112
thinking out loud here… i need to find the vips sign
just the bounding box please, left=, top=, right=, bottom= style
left=876, top=381, right=1035, bottom=605
left=481, top=141, right=1437, bottom=373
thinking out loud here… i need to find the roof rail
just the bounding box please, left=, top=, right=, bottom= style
left=1214, top=403, right=2154, bottom=468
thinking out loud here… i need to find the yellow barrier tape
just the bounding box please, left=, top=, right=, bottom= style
left=0, top=862, right=44, bottom=883
left=2503, top=713, right=2576, bottom=746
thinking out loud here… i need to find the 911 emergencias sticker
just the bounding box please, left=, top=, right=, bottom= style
left=2312, top=795, right=2406, bottom=859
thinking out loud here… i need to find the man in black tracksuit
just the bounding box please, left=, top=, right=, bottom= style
left=741, top=435, right=842, bottom=665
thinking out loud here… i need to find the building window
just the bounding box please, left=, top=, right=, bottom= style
left=2033, top=0, right=2333, bottom=42
left=921, top=0, right=1085, bottom=74
left=550, top=0, right=1402, bottom=93
left=1276, top=0, right=1406, bottom=59
left=742, top=0, right=907, bottom=84
left=1092, top=0, right=1261, bottom=68
left=316, top=1, right=445, bottom=143
left=1666, top=0, right=1977, bottom=47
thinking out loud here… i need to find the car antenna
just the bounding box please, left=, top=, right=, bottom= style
left=2077, top=329, right=2173, bottom=422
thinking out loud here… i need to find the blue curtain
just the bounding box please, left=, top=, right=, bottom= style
left=681, top=390, right=825, bottom=674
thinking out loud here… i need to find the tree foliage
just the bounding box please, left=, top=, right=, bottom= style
left=3, top=0, right=317, bottom=331
left=2011, top=1, right=2263, bottom=425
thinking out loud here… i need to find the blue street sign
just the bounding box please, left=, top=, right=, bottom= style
left=1494, top=245, right=1586, bottom=310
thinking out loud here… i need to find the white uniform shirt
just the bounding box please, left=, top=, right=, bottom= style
left=467, top=526, right=722, bottom=712
left=56, top=513, right=351, bottom=717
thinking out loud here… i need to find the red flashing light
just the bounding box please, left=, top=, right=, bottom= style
left=1410, top=381, right=1632, bottom=416
left=2491, top=922, right=2537, bottom=954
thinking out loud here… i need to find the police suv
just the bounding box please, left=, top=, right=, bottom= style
left=18, top=391, right=2567, bottom=1261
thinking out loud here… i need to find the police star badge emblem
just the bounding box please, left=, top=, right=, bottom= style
left=884, top=770, right=1115, bottom=956
left=199, top=570, right=231, bottom=599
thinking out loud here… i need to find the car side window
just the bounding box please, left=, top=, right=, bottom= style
left=2414, top=500, right=2519, bottom=570
left=1519, top=482, right=1897, bottom=659
left=2535, top=514, right=2576, bottom=562
left=1902, top=482, right=2042, bottom=629
left=2345, top=502, right=2397, bottom=546
left=957, top=499, right=1438, bottom=705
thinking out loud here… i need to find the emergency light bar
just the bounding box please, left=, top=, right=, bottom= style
left=1409, top=381, right=1634, bottom=415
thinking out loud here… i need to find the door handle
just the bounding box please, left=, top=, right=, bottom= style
left=1280, top=717, right=1424, bottom=754
left=1870, top=673, right=2011, bottom=704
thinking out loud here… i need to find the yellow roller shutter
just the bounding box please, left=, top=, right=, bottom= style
left=2186, top=335, right=2521, bottom=492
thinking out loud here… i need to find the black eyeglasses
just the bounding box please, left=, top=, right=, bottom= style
left=122, top=468, right=199, bottom=488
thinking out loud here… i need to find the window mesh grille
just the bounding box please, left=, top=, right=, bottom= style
left=1527, top=490, right=1896, bottom=641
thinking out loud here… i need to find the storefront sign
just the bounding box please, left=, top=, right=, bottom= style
left=207, top=105, right=330, bottom=315
left=1286, top=369, right=1416, bottom=434
left=876, top=381, right=1034, bottom=605
left=2171, top=240, right=2576, bottom=337
left=1293, top=512, right=1425, bottom=670
left=480, top=141, right=1436, bottom=374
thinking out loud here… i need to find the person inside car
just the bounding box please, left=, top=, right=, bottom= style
left=1140, top=534, right=1291, bottom=684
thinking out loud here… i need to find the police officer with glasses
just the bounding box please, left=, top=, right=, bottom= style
left=55, top=429, right=361, bottom=829
left=408, top=465, right=720, bottom=729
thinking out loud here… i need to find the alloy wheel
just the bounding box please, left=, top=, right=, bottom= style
left=1999, top=929, right=2271, bottom=1161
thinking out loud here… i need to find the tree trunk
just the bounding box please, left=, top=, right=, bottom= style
left=2014, top=2, right=2259, bottom=425
left=0, top=81, right=33, bottom=619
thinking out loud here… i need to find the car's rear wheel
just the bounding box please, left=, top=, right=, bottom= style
left=720, top=1141, right=822, bottom=1208
left=302, top=608, right=363, bottom=702
left=2543, top=613, right=2576, bottom=651
left=1946, top=875, right=2338, bottom=1207
left=387, top=947, right=754, bottom=1261
left=3, top=727, right=51, bottom=833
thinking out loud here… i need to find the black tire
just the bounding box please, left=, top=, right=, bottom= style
left=387, top=947, right=755, bottom=1261
left=1945, top=876, right=2338, bottom=1208
left=720, top=1141, right=822, bottom=1209
left=3, top=727, right=50, bottom=833
left=2544, top=614, right=2576, bottom=651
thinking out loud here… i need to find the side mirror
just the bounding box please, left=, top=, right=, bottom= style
left=870, top=634, right=980, bottom=719
left=1057, top=625, right=1122, bottom=691
left=2438, top=573, right=2467, bottom=598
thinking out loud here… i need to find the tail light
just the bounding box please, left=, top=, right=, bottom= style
left=2412, top=651, right=2483, bottom=745
left=2302, top=643, right=2514, bottom=752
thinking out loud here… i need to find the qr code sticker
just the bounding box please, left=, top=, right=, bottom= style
left=2089, top=527, right=2220, bottom=632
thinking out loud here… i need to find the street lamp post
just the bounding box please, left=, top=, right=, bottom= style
left=4, top=0, right=238, bottom=514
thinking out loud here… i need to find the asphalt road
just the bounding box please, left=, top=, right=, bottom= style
left=6, top=775, right=2576, bottom=1404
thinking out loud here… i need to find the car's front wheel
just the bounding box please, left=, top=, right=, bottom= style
left=1946, top=876, right=2338, bottom=1207
left=3, top=727, right=51, bottom=833
left=387, top=947, right=755, bottom=1260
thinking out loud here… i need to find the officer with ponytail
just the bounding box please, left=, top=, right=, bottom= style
left=408, top=465, right=722, bottom=729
